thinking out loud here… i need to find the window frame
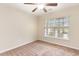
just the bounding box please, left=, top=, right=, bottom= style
left=44, top=16, right=69, bottom=40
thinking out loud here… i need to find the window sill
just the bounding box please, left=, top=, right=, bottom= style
left=44, top=36, right=69, bottom=40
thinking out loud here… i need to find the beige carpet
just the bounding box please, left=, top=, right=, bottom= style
left=0, top=40, right=79, bottom=56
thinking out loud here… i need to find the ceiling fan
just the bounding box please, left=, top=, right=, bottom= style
left=24, top=3, right=58, bottom=13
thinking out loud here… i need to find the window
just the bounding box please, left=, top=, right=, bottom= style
left=44, top=17, right=69, bottom=40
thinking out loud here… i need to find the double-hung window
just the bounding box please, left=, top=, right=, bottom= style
left=44, top=17, right=69, bottom=40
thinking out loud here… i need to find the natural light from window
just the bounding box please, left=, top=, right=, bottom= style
left=44, top=16, right=69, bottom=40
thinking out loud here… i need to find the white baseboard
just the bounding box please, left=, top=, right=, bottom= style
left=0, top=39, right=79, bottom=54
left=40, top=39, right=79, bottom=50
left=0, top=40, right=36, bottom=54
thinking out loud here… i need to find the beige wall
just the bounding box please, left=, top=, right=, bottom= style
left=0, top=4, right=37, bottom=53
left=38, top=5, right=79, bottom=50
left=0, top=3, right=79, bottom=53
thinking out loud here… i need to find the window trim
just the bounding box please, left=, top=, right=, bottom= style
left=44, top=16, right=69, bottom=40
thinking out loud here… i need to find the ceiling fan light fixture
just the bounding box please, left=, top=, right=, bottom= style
left=24, top=3, right=58, bottom=13
left=37, top=4, right=45, bottom=10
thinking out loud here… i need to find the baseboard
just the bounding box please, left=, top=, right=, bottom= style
left=0, top=39, right=79, bottom=54
left=39, top=40, right=79, bottom=51
left=0, top=40, right=36, bottom=54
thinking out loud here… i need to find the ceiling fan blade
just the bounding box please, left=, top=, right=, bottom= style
left=24, top=3, right=57, bottom=6
left=24, top=3, right=37, bottom=5
left=45, top=3, right=57, bottom=6
left=43, top=8, right=47, bottom=12
left=32, top=8, right=37, bottom=12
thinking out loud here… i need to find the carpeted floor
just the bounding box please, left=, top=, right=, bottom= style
left=0, top=40, right=79, bottom=56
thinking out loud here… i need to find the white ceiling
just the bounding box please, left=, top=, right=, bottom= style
left=9, top=3, right=79, bottom=16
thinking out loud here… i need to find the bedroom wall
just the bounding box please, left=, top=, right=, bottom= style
left=0, top=4, right=37, bottom=53
left=38, top=5, right=79, bottom=50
